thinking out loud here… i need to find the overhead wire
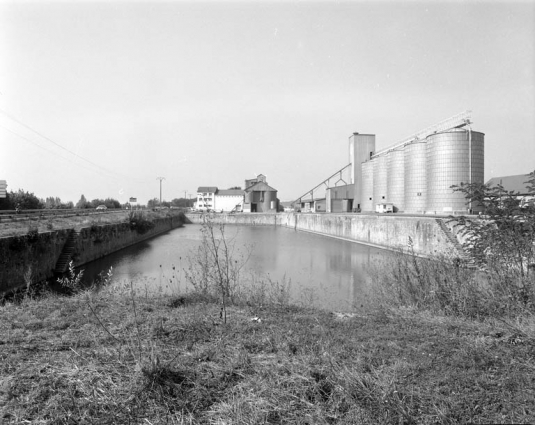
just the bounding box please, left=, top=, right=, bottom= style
left=0, top=107, right=144, bottom=183
left=0, top=123, right=124, bottom=180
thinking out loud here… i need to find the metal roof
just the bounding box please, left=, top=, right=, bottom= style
left=217, top=189, right=243, bottom=196
left=197, top=187, right=218, bottom=193
left=244, top=181, right=277, bottom=192
left=486, top=174, right=533, bottom=194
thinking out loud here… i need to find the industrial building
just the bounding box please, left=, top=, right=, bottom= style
left=297, top=111, right=485, bottom=215
left=242, top=174, right=279, bottom=213
left=486, top=173, right=535, bottom=208
left=196, top=186, right=243, bottom=212
left=196, top=174, right=279, bottom=213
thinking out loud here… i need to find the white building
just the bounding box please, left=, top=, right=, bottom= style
left=196, top=187, right=217, bottom=211
left=214, top=189, right=243, bottom=212
left=196, top=187, right=244, bottom=212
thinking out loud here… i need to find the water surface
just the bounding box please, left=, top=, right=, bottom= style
left=82, top=224, right=390, bottom=311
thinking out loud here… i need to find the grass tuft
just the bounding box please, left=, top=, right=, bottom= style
left=1, top=278, right=534, bottom=423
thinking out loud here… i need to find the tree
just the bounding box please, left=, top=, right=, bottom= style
left=171, top=198, right=194, bottom=208
left=451, top=170, right=535, bottom=307
left=105, top=198, right=121, bottom=209
left=89, top=198, right=121, bottom=209
left=147, top=198, right=159, bottom=208
left=42, top=196, right=72, bottom=209
left=8, top=189, right=43, bottom=210
left=76, top=194, right=90, bottom=209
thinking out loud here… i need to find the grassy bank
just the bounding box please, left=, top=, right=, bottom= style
left=1, top=285, right=534, bottom=424
left=0, top=209, right=181, bottom=238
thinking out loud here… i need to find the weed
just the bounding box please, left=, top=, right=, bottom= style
left=56, top=261, right=84, bottom=292
left=128, top=210, right=155, bottom=235
left=185, top=215, right=252, bottom=322
left=26, top=225, right=38, bottom=242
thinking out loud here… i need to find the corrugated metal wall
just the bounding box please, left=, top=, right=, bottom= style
left=387, top=148, right=405, bottom=212
left=360, top=160, right=375, bottom=211
left=426, top=129, right=484, bottom=213
left=373, top=155, right=388, bottom=208
left=404, top=141, right=427, bottom=213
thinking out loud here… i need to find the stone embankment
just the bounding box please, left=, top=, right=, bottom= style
left=1, top=212, right=185, bottom=295
left=186, top=212, right=464, bottom=258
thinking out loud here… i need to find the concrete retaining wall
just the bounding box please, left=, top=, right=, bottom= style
left=1, top=214, right=184, bottom=295
left=186, top=213, right=462, bottom=257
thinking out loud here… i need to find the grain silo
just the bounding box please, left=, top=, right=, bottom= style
left=386, top=147, right=405, bottom=212
left=404, top=140, right=427, bottom=213
left=372, top=155, right=388, bottom=208
left=360, top=160, right=375, bottom=212
left=426, top=129, right=485, bottom=213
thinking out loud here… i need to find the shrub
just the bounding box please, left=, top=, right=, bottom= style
left=26, top=226, right=39, bottom=243
left=185, top=215, right=251, bottom=322
left=373, top=170, right=535, bottom=318
left=451, top=170, right=535, bottom=280
left=129, top=211, right=155, bottom=235
left=371, top=249, right=501, bottom=317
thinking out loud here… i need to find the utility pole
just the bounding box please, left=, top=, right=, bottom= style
left=157, top=177, right=165, bottom=207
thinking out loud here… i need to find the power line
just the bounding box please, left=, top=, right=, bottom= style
left=0, top=107, right=138, bottom=182
left=0, top=123, right=123, bottom=180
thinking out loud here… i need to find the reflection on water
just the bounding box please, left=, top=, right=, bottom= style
left=81, top=224, right=390, bottom=311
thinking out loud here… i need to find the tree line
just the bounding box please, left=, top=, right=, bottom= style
left=0, top=189, right=194, bottom=210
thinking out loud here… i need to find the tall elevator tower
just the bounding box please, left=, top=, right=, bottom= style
left=349, top=133, right=375, bottom=210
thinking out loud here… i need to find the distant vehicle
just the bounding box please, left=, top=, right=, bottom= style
left=96, top=205, right=107, bottom=210
left=376, top=203, right=394, bottom=213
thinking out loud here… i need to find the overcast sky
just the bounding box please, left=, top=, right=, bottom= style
left=1, top=0, right=534, bottom=204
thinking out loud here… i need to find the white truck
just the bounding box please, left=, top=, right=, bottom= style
left=376, top=203, right=394, bottom=213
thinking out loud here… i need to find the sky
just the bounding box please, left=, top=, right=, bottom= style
left=1, top=0, right=534, bottom=205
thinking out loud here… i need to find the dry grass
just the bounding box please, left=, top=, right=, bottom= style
left=0, top=211, right=130, bottom=238
left=1, top=286, right=534, bottom=424
left=0, top=210, right=178, bottom=238
left=369, top=249, right=535, bottom=319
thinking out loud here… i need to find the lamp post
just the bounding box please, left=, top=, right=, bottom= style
left=157, top=177, right=165, bottom=207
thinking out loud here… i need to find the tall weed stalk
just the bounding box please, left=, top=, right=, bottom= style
left=370, top=248, right=533, bottom=318
left=185, top=215, right=251, bottom=322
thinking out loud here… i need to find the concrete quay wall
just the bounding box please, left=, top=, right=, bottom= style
left=1, top=214, right=184, bottom=295
left=186, top=213, right=461, bottom=257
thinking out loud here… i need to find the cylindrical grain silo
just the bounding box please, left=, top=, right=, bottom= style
left=469, top=131, right=485, bottom=213
left=404, top=140, right=427, bottom=213
left=387, top=148, right=405, bottom=212
left=426, top=129, right=485, bottom=214
left=360, top=160, right=374, bottom=212
left=373, top=155, right=388, bottom=209
left=264, top=190, right=278, bottom=212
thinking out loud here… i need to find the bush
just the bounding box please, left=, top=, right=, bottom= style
left=128, top=211, right=155, bottom=235
left=451, top=170, right=535, bottom=280
left=370, top=249, right=516, bottom=318
left=373, top=170, right=535, bottom=318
